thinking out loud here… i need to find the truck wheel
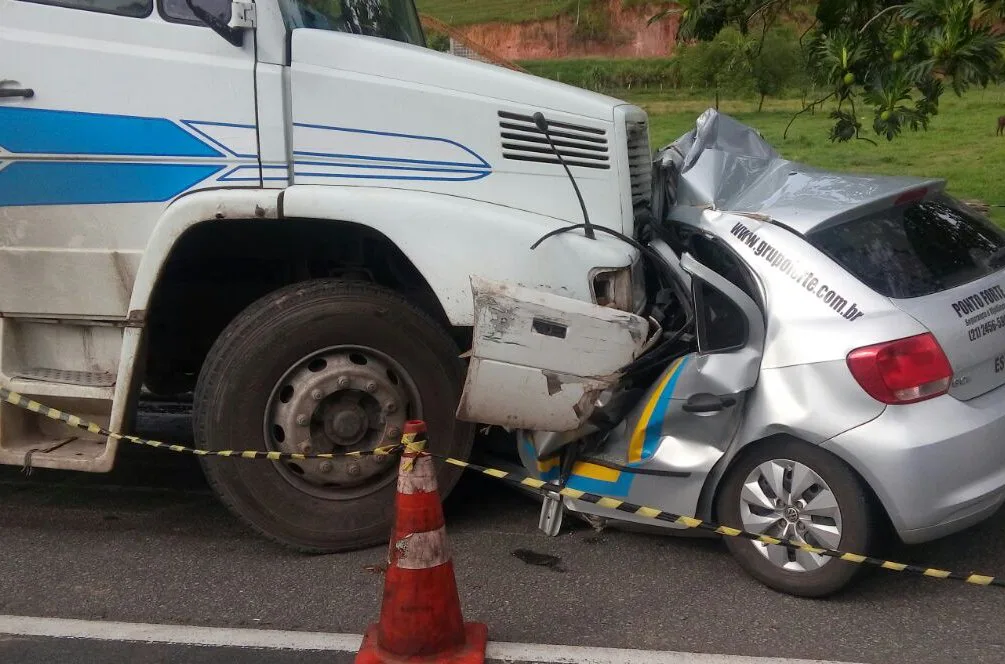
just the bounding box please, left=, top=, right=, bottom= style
left=193, top=279, right=473, bottom=553
left=715, top=439, right=873, bottom=597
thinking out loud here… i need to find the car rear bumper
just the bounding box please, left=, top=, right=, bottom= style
left=822, top=386, right=1005, bottom=544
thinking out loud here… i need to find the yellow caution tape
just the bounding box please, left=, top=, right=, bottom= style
left=3, top=385, right=1002, bottom=589
left=0, top=387, right=401, bottom=462
left=428, top=452, right=1005, bottom=589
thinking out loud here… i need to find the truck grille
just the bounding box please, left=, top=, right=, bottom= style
left=626, top=120, right=652, bottom=208
left=498, top=111, right=610, bottom=170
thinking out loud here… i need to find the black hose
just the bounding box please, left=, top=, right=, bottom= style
left=529, top=222, right=696, bottom=380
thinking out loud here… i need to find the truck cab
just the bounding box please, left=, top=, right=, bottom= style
left=0, top=0, right=651, bottom=551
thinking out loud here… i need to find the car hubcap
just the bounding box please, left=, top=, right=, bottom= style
left=738, top=459, right=843, bottom=572
left=264, top=346, right=420, bottom=500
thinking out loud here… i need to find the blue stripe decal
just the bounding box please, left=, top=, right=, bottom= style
left=220, top=165, right=289, bottom=182
left=638, top=355, right=690, bottom=461
left=559, top=357, right=690, bottom=501
left=293, top=122, right=490, bottom=168
left=0, top=162, right=225, bottom=206
left=0, top=107, right=223, bottom=158
left=519, top=436, right=560, bottom=482
left=293, top=170, right=490, bottom=182
left=566, top=471, right=635, bottom=498
left=292, top=150, right=488, bottom=169
left=294, top=160, right=489, bottom=174
left=181, top=120, right=258, bottom=159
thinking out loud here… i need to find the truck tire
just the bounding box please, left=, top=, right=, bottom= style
left=193, top=279, right=473, bottom=553
left=715, top=438, right=873, bottom=598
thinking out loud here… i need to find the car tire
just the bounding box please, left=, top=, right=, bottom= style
left=715, top=438, right=873, bottom=598
left=193, top=279, right=474, bottom=553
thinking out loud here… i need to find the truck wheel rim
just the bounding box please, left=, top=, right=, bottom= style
left=738, top=458, right=843, bottom=572
left=263, top=345, right=420, bottom=500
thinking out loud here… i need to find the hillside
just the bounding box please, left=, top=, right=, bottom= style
left=416, top=0, right=656, bottom=27
left=415, top=0, right=576, bottom=26
left=418, top=0, right=678, bottom=59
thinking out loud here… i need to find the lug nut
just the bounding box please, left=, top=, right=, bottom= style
left=296, top=414, right=309, bottom=426
left=319, top=461, right=333, bottom=474
left=347, top=462, right=361, bottom=477
left=337, top=376, right=351, bottom=389
left=385, top=401, right=397, bottom=413
left=312, top=389, right=324, bottom=400
left=300, top=442, right=313, bottom=454
left=365, top=381, right=378, bottom=393
left=387, top=427, right=401, bottom=440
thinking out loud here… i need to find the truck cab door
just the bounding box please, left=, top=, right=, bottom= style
left=0, top=0, right=259, bottom=472
left=457, top=276, right=653, bottom=433
left=0, top=0, right=260, bottom=319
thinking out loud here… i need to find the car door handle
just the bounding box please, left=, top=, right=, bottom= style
left=682, top=393, right=737, bottom=413
left=0, top=87, right=34, bottom=99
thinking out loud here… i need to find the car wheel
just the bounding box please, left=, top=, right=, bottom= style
left=716, top=438, right=873, bottom=597
left=193, top=279, right=474, bottom=553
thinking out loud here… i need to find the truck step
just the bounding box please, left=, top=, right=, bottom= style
left=12, top=368, right=116, bottom=387
left=0, top=436, right=107, bottom=472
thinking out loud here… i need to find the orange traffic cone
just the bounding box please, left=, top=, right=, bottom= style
left=355, top=420, right=487, bottom=664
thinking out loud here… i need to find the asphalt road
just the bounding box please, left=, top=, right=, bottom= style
left=1, top=407, right=1004, bottom=664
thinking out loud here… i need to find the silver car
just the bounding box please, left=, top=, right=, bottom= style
left=457, top=109, right=1005, bottom=597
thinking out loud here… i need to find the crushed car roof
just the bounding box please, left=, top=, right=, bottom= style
left=656, top=109, right=946, bottom=235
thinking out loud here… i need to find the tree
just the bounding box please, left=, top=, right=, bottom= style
left=650, top=0, right=1005, bottom=142
left=678, top=27, right=755, bottom=108
left=750, top=27, right=803, bottom=111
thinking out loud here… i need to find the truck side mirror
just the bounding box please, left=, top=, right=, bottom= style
left=185, top=0, right=256, bottom=47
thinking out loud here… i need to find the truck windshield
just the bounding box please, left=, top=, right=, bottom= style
left=277, top=0, right=424, bottom=46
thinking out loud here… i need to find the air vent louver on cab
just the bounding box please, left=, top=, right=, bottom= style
left=626, top=119, right=652, bottom=207
left=498, top=111, right=610, bottom=170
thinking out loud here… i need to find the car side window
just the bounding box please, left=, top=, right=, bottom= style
left=17, top=0, right=152, bottom=18
left=693, top=279, right=748, bottom=354
left=688, top=233, right=759, bottom=303
left=160, top=0, right=230, bottom=24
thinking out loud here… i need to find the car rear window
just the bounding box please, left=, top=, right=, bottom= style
left=807, top=194, right=1005, bottom=299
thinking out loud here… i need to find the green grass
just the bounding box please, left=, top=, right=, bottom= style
left=415, top=0, right=574, bottom=25
left=624, top=88, right=1005, bottom=224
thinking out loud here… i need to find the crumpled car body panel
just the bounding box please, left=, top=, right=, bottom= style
left=657, top=108, right=945, bottom=235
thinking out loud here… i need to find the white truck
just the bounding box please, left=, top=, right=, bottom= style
left=0, top=0, right=652, bottom=550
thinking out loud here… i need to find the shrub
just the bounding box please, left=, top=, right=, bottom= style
left=519, top=57, right=680, bottom=92
left=426, top=30, right=450, bottom=52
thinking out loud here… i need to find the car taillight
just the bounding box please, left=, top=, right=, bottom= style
left=847, top=333, right=953, bottom=405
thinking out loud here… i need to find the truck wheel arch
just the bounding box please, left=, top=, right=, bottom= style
left=130, top=188, right=454, bottom=395
left=130, top=186, right=631, bottom=324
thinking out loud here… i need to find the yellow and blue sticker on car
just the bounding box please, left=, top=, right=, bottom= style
left=527, top=356, right=690, bottom=498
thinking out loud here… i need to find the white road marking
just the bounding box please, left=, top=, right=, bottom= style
left=0, top=615, right=862, bottom=664
left=487, top=641, right=860, bottom=663
left=0, top=615, right=363, bottom=651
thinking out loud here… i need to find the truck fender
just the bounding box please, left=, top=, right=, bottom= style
left=128, top=188, right=282, bottom=316
left=129, top=186, right=635, bottom=327
left=278, top=185, right=636, bottom=325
